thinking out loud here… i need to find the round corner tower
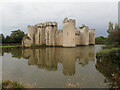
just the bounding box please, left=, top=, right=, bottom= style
left=63, top=18, right=76, bottom=47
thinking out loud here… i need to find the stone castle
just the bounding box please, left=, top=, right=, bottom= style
left=22, top=18, right=95, bottom=47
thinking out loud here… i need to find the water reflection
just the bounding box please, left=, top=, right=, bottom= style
left=23, top=46, right=95, bottom=75
left=2, top=46, right=95, bottom=75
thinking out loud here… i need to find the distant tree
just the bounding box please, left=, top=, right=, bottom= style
left=0, top=34, right=5, bottom=43
left=5, top=35, right=11, bottom=43
left=95, top=36, right=107, bottom=44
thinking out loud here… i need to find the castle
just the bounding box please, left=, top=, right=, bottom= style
left=22, top=18, right=95, bottom=47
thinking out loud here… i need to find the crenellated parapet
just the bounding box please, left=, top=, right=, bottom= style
left=63, top=18, right=76, bottom=27
left=36, top=22, right=57, bottom=29
left=63, top=18, right=75, bottom=23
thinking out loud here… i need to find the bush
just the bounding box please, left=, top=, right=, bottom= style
left=96, top=48, right=120, bottom=63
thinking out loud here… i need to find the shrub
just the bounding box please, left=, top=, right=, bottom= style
left=96, top=48, right=120, bottom=63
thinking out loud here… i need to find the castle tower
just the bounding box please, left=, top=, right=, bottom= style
left=89, top=29, right=95, bottom=45
left=79, top=26, right=89, bottom=45
left=44, top=22, right=57, bottom=46
left=63, top=18, right=76, bottom=47
left=35, top=23, right=45, bottom=45
left=28, top=25, right=37, bottom=44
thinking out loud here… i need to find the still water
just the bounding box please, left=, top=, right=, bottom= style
left=2, top=45, right=111, bottom=88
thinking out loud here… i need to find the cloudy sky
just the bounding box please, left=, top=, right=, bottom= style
left=0, top=0, right=119, bottom=37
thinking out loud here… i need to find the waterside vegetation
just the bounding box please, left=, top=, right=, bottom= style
left=96, top=22, right=120, bottom=88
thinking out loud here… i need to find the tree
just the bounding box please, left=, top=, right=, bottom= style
left=107, top=22, right=120, bottom=47
left=9, top=29, right=25, bottom=43
left=5, top=35, right=11, bottom=43
left=107, top=22, right=114, bottom=34
left=95, top=36, right=107, bottom=44
left=0, top=34, right=5, bottom=43
left=115, top=23, right=119, bottom=30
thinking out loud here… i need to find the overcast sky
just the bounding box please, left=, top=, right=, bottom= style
left=0, top=1, right=118, bottom=37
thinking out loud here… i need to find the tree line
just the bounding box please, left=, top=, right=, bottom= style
left=0, top=29, right=25, bottom=44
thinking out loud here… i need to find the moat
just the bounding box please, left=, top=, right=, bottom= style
left=1, top=45, right=116, bottom=88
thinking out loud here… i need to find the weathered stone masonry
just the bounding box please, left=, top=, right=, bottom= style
left=22, top=18, right=95, bottom=47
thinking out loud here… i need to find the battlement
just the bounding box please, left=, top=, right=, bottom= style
left=36, top=23, right=44, bottom=28
left=89, top=29, right=95, bottom=32
left=36, top=22, right=57, bottom=28
left=79, top=24, right=89, bottom=29
left=63, top=18, right=76, bottom=24
left=28, top=25, right=36, bottom=27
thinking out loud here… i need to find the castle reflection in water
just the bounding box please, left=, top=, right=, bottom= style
left=21, top=46, right=95, bottom=75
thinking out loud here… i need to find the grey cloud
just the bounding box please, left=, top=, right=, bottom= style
left=1, top=2, right=118, bottom=36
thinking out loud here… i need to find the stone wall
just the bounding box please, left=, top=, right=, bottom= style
left=22, top=18, right=95, bottom=47
left=55, top=30, right=59, bottom=46
left=22, top=36, right=32, bottom=47
left=79, top=26, right=89, bottom=45
left=58, top=30, right=63, bottom=46
left=28, top=25, right=37, bottom=44
left=75, top=30, right=81, bottom=46
left=89, top=29, right=95, bottom=45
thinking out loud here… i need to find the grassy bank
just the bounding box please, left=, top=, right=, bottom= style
left=0, top=43, right=22, bottom=49
left=0, top=45, right=16, bottom=48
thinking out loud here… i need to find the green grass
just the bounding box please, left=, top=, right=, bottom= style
left=0, top=45, right=16, bottom=48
